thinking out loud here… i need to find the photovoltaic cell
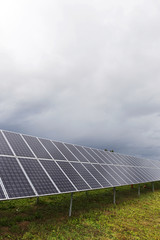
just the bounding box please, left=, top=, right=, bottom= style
left=0, top=132, right=13, bottom=156
left=128, top=167, right=145, bottom=183
left=117, top=154, right=135, bottom=166
left=142, top=168, right=155, bottom=181
left=124, top=156, right=138, bottom=166
left=151, top=160, right=160, bottom=168
left=39, top=138, right=66, bottom=160
left=86, top=148, right=104, bottom=163
left=83, top=147, right=101, bottom=163
left=105, top=152, right=123, bottom=165
left=75, top=146, right=96, bottom=163
left=19, top=158, right=58, bottom=195
left=151, top=169, right=160, bottom=180
left=53, top=142, right=78, bottom=161
left=83, top=163, right=111, bottom=187
left=98, top=150, right=112, bottom=164
left=40, top=160, right=76, bottom=192
left=0, top=157, right=35, bottom=198
left=23, top=135, right=51, bottom=159
left=92, top=149, right=110, bottom=164
left=135, top=167, right=151, bottom=182
left=102, top=151, right=118, bottom=165
left=71, top=162, right=102, bottom=189
left=3, top=131, right=34, bottom=158
left=118, top=166, right=139, bottom=184
left=108, top=165, right=132, bottom=184
left=57, top=161, right=90, bottom=190
left=92, top=164, right=120, bottom=187
left=103, top=165, right=127, bottom=185
left=112, top=153, right=127, bottom=165
left=65, top=143, right=88, bottom=162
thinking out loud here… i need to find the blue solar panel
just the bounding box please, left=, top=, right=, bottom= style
left=0, top=157, right=35, bottom=198
left=0, top=129, right=159, bottom=201
left=0, top=131, right=13, bottom=156
left=23, top=135, right=52, bottom=159
left=19, top=158, right=58, bottom=195
left=57, top=161, right=90, bottom=190
left=71, top=162, right=102, bottom=189
left=53, top=142, right=78, bottom=161
left=40, top=160, right=76, bottom=193
left=39, top=138, right=66, bottom=160
left=3, top=131, right=34, bottom=158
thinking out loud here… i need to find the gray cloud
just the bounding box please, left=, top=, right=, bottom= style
left=0, top=0, right=160, bottom=160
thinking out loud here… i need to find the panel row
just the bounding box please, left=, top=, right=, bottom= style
left=0, top=156, right=160, bottom=200
left=0, top=130, right=159, bottom=168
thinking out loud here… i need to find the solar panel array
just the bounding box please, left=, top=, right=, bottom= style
left=0, top=129, right=160, bottom=201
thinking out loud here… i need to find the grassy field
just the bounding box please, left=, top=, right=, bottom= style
left=0, top=182, right=160, bottom=240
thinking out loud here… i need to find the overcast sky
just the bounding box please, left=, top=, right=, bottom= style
left=0, top=0, right=160, bottom=160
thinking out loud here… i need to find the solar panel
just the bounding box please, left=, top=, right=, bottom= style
left=56, top=161, right=90, bottom=190
left=83, top=147, right=99, bottom=163
left=102, top=151, right=118, bottom=164
left=85, top=148, right=104, bottom=163
left=93, top=149, right=110, bottom=164
left=93, top=164, right=120, bottom=186
left=103, top=165, right=127, bottom=185
left=3, top=131, right=34, bottom=157
left=0, top=131, right=13, bottom=156
left=71, top=162, right=102, bottom=189
left=39, top=138, right=66, bottom=160
left=19, top=158, right=58, bottom=195
left=75, top=145, right=96, bottom=163
left=0, top=129, right=159, bottom=203
left=23, top=135, right=52, bottom=159
left=53, top=141, right=78, bottom=162
left=117, top=166, right=139, bottom=184
left=64, top=144, right=88, bottom=163
left=0, top=156, right=35, bottom=198
left=108, top=165, right=133, bottom=184
left=83, top=163, right=112, bottom=187
left=40, top=160, right=76, bottom=193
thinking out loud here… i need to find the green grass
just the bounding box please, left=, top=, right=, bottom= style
left=0, top=182, right=160, bottom=240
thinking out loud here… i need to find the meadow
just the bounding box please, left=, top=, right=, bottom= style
left=0, top=182, right=160, bottom=240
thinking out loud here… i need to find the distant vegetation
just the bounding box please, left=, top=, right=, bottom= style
left=104, top=149, right=114, bottom=152
left=0, top=182, right=160, bottom=239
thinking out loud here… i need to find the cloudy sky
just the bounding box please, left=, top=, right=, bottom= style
left=0, top=0, right=160, bottom=160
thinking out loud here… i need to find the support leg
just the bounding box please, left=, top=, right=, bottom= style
left=69, top=192, right=73, bottom=217
left=36, top=197, right=39, bottom=204
left=113, top=187, right=116, bottom=205
left=138, top=185, right=140, bottom=196
left=152, top=182, right=154, bottom=192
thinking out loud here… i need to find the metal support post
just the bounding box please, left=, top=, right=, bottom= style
left=138, top=185, right=140, bottom=196
left=69, top=192, right=73, bottom=217
left=152, top=182, right=154, bottom=192
left=36, top=197, right=39, bottom=204
left=113, top=187, right=116, bottom=205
